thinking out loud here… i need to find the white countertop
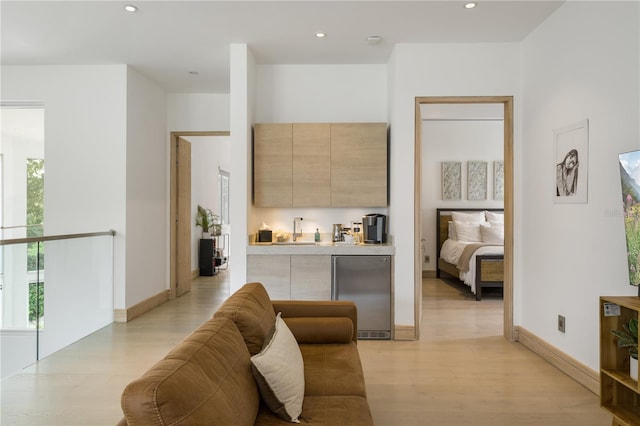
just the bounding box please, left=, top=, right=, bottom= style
left=247, top=242, right=395, bottom=255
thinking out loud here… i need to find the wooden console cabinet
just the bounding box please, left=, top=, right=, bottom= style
left=600, top=296, right=640, bottom=426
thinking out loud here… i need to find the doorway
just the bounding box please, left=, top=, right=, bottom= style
left=414, top=96, right=514, bottom=341
left=169, top=131, right=230, bottom=299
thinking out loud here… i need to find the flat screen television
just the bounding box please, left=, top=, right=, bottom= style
left=619, top=150, right=640, bottom=287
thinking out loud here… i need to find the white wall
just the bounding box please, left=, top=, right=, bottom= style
left=421, top=119, right=504, bottom=271
left=520, top=1, right=639, bottom=371
left=1, top=65, right=128, bottom=308
left=256, top=64, right=387, bottom=123
left=167, top=93, right=230, bottom=131
left=229, top=44, right=256, bottom=292
left=125, top=67, right=168, bottom=306
left=387, top=43, right=521, bottom=327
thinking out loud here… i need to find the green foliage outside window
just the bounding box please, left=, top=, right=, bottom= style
left=27, top=159, right=44, bottom=271
left=29, top=282, right=44, bottom=326
left=27, top=159, right=44, bottom=326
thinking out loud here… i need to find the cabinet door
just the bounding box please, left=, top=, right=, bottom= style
left=292, top=124, right=331, bottom=207
left=254, top=124, right=292, bottom=207
left=247, top=255, right=291, bottom=300
left=331, top=123, right=388, bottom=207
left=290, top=255, right=331, bottom=300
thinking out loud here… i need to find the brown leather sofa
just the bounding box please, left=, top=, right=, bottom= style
left=118, top=282, right=373, bottom=425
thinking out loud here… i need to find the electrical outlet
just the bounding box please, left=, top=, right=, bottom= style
left=558, top=315, right=566, bottom=333
left=424, top=255, right=430, bottom=263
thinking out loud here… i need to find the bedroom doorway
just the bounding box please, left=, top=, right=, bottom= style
left=414, top=96, right=514, bottom=341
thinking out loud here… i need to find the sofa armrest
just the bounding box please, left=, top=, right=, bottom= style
left=271, top=300, right=358, bottom=343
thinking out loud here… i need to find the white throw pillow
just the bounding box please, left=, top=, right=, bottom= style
left=480, top=222, right=504, bottom=244
left=454, top=221, right=482, bottom=242
left=447, top=221, right=457, bottom=240
left=251, top=313, right=304, bottom=423
left=451, top=211, right=486, bottom=224
left=485, top=211, right=504, bottom=223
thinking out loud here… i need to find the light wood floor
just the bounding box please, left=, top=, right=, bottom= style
left=1, top=273, right=611, bottom=425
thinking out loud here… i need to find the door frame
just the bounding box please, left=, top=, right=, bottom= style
left=169, top=131, right=230, bottom=299
left=414, top=96, right=514, bottom=341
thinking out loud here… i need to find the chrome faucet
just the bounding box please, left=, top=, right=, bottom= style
left=293, top=217, right=303, bottom=241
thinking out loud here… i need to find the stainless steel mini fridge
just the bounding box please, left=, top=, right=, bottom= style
left=331, top=255, right=391, bottom=340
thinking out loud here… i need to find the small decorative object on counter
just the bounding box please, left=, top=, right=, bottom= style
left=315, top=228, right=321, bottom=242
left=274, top=230, right=290, bottom=242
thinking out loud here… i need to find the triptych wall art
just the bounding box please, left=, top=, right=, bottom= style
left=441, top=160, right=504, bottom=201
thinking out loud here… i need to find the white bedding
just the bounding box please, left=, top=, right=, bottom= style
left=440, top=239, right=504, bottom=294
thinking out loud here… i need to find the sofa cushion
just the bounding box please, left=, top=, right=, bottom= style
left=251, top=313, right=305, bottom=423
left=283, top=317, right=353, bottom=344
left=214, top=282, right=276, bottom=355
left=120, top=317, right=259, bottom=426
left=254, top=396, right=373, bottom=426
left=299, top=343, right=367, bottom=398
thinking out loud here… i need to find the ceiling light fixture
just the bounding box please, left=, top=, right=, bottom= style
left=464, top=2, right=477, bottom=9
left=367, top=35, right=383, bottom=45
left=315, top=32, right=327, bottom=38
left=124, top=4, right=138, bottom=12
left=189, top=71, right=199, bottom=75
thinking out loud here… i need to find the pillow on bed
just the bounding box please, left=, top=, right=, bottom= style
left=480, top=222, right=504, bottom=244
left=451, top=211, right=486, bottom=224
left=448, top=221, right=457, bottom=240
left=485, top=211, right=504, bottom=223
left=454, top=221, right=482, bottom=242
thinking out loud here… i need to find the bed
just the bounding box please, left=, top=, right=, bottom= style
left=436, top=208, right=504, bottom=301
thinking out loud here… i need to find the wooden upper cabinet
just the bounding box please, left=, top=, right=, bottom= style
left=253, top=122, right=388, bottom=208
left=292, top=124, right=331, bottom=207
left=254, top=124, right=293, bottom=207
left=331, top=123, right=388, bottom=207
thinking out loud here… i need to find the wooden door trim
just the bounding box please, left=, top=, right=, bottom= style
left=414, top=96, right=514, bottom=341
left=169, top=131, right=230, bottom=299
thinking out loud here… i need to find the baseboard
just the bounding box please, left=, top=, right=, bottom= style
left=192, top=269, right=199, bottom=279
left=516, top=326, right=599, bottom=395
left=113, top=309, right=127, bottom=323
left=113, top=290, right=171, bottom=323
left=422, top=270, right=436, bottom=278
left=394, top=325, right=417, bottom=341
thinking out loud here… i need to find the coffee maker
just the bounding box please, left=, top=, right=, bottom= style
left=362, top=214, right=387, bottom=244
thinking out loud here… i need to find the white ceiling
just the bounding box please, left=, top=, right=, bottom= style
left=1, top=1, right=563, bottom=94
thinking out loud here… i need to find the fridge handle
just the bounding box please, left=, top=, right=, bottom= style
left=331, top=257, right=338, bottom=300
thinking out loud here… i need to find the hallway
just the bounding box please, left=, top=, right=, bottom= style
left=1, top=273, right=610, bottom=425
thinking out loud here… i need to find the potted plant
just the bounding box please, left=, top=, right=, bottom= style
left=195, top=205, right=213, bottom=238
left=611, top=317, right=639, bottom=381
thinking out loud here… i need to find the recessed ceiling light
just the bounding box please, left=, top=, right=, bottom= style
left=189, top=71, right=199, bottom=75
left=124, top=4, right=138, bottom=12
left=464, top=2, right=477, bottom=9
left=315, top=32, right=327, bottom=38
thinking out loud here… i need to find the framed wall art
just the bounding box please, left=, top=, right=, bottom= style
left=468, top=161, right=488, bottom=200
left=441, top=161, right=461, bottom=200
left=554, top=119, right=589, bottom=204
left=494, top=160, right=504, bottom=200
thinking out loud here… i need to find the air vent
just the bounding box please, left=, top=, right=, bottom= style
left=358, top=330, right=391, bottom=340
